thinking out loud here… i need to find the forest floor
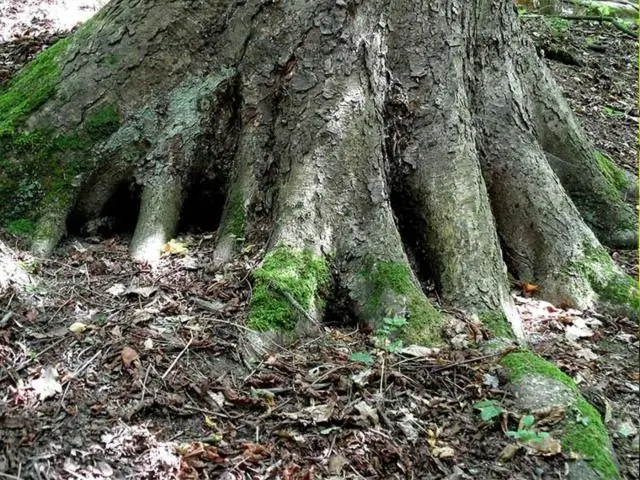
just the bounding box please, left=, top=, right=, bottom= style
left=0, top=2, right=638, bottom=480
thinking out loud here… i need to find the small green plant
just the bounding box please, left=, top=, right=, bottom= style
left=585, top=3, right=612, bottom=17
left=546, top=17, right=571, bottom=36
left=349, top=351, right=374, bottom=365
left=374, top=316, right=407, bottom=353
left=474, top=399, right=506, bottom=421
left=507, top=415, right=550, bottom=443
left=603, top=106, right=625, bottom=118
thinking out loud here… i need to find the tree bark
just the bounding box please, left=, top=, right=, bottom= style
left=1, top=0, right=636, bottom=476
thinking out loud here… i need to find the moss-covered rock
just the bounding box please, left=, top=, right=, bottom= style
left=248, top=247, right=330, bottom=331
left=502, top=351, right=620, bottom=479
left=360, top=260, right=443, bottom=345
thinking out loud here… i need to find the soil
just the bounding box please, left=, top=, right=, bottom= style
left=0, top=3, right=638, bottom=479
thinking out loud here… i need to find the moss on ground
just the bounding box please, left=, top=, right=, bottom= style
left=562, top=244, right=640, bottom=316
left=361, top=260, right=442, bottom=345
left=502, top=351, right=620, bottom=479
left=480, top=310, right=514, bottom=339
left=248, top=247, right=330, bottom=331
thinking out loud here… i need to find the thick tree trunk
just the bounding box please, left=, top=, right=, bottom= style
left=1, top=0, right=636, bottom=329
left=0, top=2, right=637, bottom=475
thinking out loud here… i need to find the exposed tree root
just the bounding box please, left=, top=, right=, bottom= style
left=1, top=0, right=636, bottom=351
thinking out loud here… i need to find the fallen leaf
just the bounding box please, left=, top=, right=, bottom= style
left=30, top=367, right=62, bottom=401
left=121, top=346, right=139, bottom=367
left=351, top=368, right=373, bottom=387
left=499, top=443, right=522, bottom=462
left=303, top=403, right=334, bottom=423
left=432, top=446, right=455, bottom=458
left=575, top=348, right=598, bottom=361
left=69, top=321, right=90, bottom=334
left=354, top=401, right=379, bottom=426
left=615, top=420, right=637, bottom=438
left=565, top=323, right=594, bottom=342
left=328, top=454, right=348, bottom=474
left=521, top=282, right=540, bottom=295
left=523, top=435, right=562, bottom=456
left=400, top=345, right=441, bottom=357
left=162, top=239, right=188, bottom=256
left=483, top=373, right=499, bottom=389
left=106, top=283, right=126, bottom=296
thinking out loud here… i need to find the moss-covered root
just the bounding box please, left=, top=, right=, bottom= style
left=345, top=257, right=444, bottom=346
left=247, top=246, right=330, bottom=333
left=502, top=351, right=620, bottom=479
left=212, top=181, right=253, bottom=268
left=551, top=244, right=640, bottom=319
left=129, top=175, right=184, bottom=262
left=31, top=195, right=75, bottom=257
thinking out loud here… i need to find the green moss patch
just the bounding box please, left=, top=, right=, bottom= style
left=0, top=104, right=121, bottom=233
left=502, top=351, right=620, bottom=479
left=502, top=351, right=577, bottom=391
left=595, top=151, right=629, bottom=194
left=0, top=37, right=72, bottom=136
left=564, top=398, right=620, bottom=479
left=361, top=260, right=442, bottom=345
left=222, top=193, right=246, bottom=239
left=248, top=247, right=330, bottom=331
left=480, top=310, right=514, bottom=339
left=563, top=244, right=640, bottom=316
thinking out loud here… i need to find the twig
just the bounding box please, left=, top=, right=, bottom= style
left=57, top=349, right=103, bottom=413
left=379, top=355, right=385, bottom=396
left=64, top=349, right=103, bottom=383
left=266, top=281, right=318, bottom=326
left=162, top=332, right=193, bottom=379
left=0, top=472, right=22, bottom=480
left=140, top=364, right=151, bottom=402
left=0, top=337, right=72, bottom=383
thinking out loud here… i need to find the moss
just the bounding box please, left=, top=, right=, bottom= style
left=480, top=310, right=514, bottom=339
left=86, top=105, right=120, bottom=138
left=563, top=399, right=620, bottom=479
left=248, top=247, right=330, bottom=331
left=594, top=151, right=629, bottom=193
left=502, top=351, right=620, bottom=479
left=222, top=194, right=246, bottom=238
left=6, top=219, right=36, bottom=237
left=502, top=351, right=578, bottom=391
left=0, top=37, right=72, bottom=136
left=563, top=244, right=640, bottom=315
left=361, top=260, right=442, bottom=344
left=0, top=104, right=121, bottom=234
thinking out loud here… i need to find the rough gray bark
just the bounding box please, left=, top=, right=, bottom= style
left=1, top=0, right=637, bottom=337
left=2, top=2, right=636, bottom=476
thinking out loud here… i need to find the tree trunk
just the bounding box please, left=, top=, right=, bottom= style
left=0, top=2, right=636, bottom=475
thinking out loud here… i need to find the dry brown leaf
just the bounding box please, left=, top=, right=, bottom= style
left=499, top=443, right=522, bottom=462
left=121, top=346, right=139, bottom=367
